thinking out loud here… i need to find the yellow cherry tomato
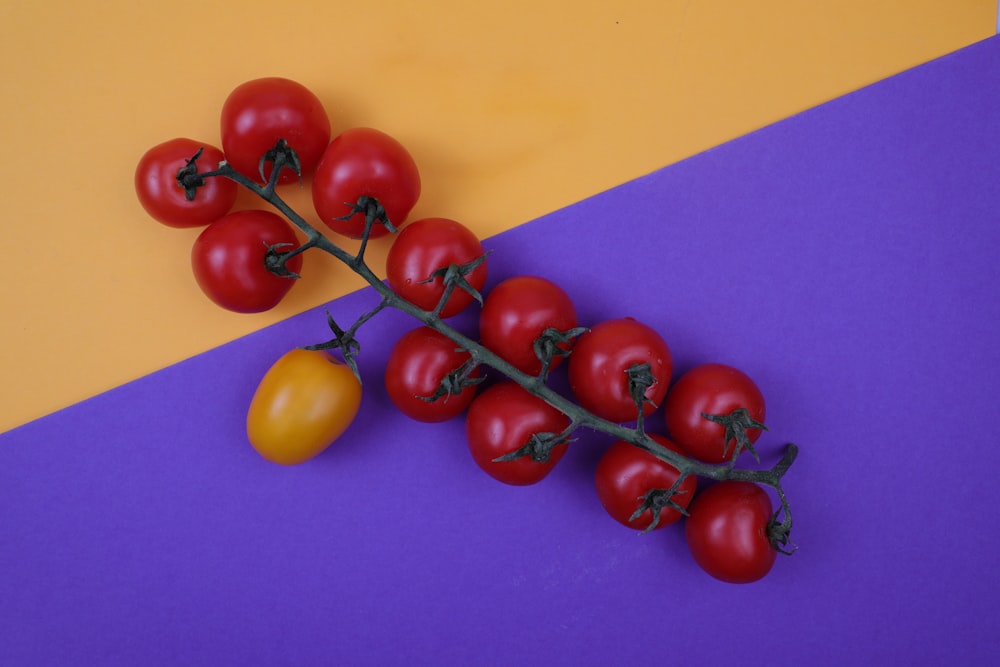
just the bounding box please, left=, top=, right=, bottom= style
left=246, top=349, right=362, bottom=465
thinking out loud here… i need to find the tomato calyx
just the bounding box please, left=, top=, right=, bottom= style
left=175, top=147, right=211, bottom=201
left=258, top=138, right=303, bottom=186
left=263, top=241, right=310, bottom=279
left=768, top=512, right=797, bottom=555
left=630, top=479, right=693, bottom=534
left=419, top=253, right=491, bottom=317
left=335, top=195, right=395, bottom=236
left=627, top=362, right=658, bottom=434
left=419, top=357, right=484, bottom=403
left=767, top=486, right=797, bottom=555
left=701, top=407, right=769, bottom=465
left=493, top=429, right=574, bottom=464
left=304, top=306, right=382, bottom=382
left=533, top=326, right=588, bottom=382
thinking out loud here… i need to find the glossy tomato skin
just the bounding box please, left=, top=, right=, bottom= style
left=685, top=481, right=777, bottom=584
left=568, top=317, right=673, bottom=423
left=384, top=326, right=480, bottom=422
left=312, top=127, right=421, bottom=238
left=246, top=349, right=362, bottom=465
left=385, top=217, right=487, bottom=318
left=465, top=382, right=570, bottom=486
left=220, top=77, right=331, bottom=185
left=594, top=434, right=697, bottom=531
left=191, top=210, right=303, bottom=313
left=135, top=138, right=237, bottom=227
left=663, top=363, right=766, bottom=464
left=479, top=276, right=578, bottom=376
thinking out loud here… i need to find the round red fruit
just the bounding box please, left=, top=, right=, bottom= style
left=465, top=382, right=570, bottom=486
left=135, top=138, right=237, bottom=228
left=479, top=276, right=578, bottom=376
left=220, top=77, right=331, bottom=184
left=568, top=317, right=672, bottom=423
left=384, top=326, right=480, bottom=422
left=385, top=217, right=487, bottom=318
left=663, top=363, right=765, bottom=464
left=312, top=127, right=420, bottom=238
left=191, top=210, right=302, bottom=313
left=685, top=481, right=777, bottom=584
left=594, top=434, right=697, bottom=531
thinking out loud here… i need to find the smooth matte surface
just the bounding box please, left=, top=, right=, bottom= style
left=3, top=36, right=999, bottom=665
left=1, top=1, right=994, bottom=432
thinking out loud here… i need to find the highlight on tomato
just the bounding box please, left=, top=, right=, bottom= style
left=384, top=326, right=480, bottom=423
left=312, top=127, right=421, bottom=238
left=594, top=434, right=697, bottom=532
left=465, top=382, right=570, bottom=486
left=385, top=217, right=488, bottom=318
left=479, top=275, right=579, bottom=376
left=663, top=363, right=766, bottom=464
left=190, top=209, right=303, bottom=313
left=684, top=481, right=778, bottom=584
left=246, top=349, right=363, bottom=465
left=220, top=77, right=332, bottom=185
left=135, top=138, right=237, bottom=228
left=568, top=317, right=673, bottom=423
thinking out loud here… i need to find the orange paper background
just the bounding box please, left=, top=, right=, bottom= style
left=0, top=1, right=995, bottom=433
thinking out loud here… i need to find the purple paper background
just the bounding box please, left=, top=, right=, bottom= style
left=3, top=36, right=1000, bottom=666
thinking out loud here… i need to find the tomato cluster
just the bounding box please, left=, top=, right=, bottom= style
left=135, top=77, right=427, bottom=465
left=135, top=77, right=423, bottom=314
left=136, top=77, right=795, bottom=586
left=384, top=262, right=781, bottom=583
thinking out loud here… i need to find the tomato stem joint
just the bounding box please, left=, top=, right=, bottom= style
left=175, top=147, right=209, bottom=201
left=631, top=481, right=692, bottom=534
left=701, top=408, right=768, bottom=465
left=259, top=138, right=302, bottom=186
left=493, top=430, right=574, bottom=464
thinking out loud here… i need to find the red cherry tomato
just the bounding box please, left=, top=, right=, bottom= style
left=220, top=77, right=331, bottom=185
left=594, top=434, right=697, bottom=531
left=191, top=210, right=303, bottom=313
left=568, top=317, right=673, bottom=423
left=311, top=127, right=421, bottom=238
left=385, top=217, right=488, bottom=318
left=384, top=326, right=480, bottom=422
left=465, top=382, right=570, bottom=486
left=685, top=481, right=777, bottom=584
left=479, top=276, right=578, bottom=376
left=135, top=138, right=237, bottom=228
left=663, top=363, right=766, bottom=464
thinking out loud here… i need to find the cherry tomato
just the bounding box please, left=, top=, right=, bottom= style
left=246, top=349, right=362, bottom=465
left=384, top=326, right=480, bottom=423
left=311, top=127, right=421, bottom=238
left=385, top=217, right=488, bottom=318
left=220, top=77, right=331, bottom=185
left=135, top=138, right=237, bottom=228
left=594, top=434, right=697, bottom=531
left=685, top=481, right=777, bottom=584
left=479, top=276, right=578, bottom=376
left=663, top=363, right=766, bottom=464
left=568, top=317, right=673, bottom=423
left=465, top=382, right=570, bottom=486
left=191, top=210, right=303, bottom=313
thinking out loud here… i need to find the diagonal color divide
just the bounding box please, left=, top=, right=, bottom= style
left=2, top=35, right=999, bottom=665
left=0, top=2, right=994, bottom=433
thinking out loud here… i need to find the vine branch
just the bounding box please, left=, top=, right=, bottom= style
left=199, top=149, right=799, bottom=533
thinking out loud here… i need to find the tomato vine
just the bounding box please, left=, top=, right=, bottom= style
left=137, top=75, right=802, bottom=583
left=193, top=147, right=799, bottom=561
